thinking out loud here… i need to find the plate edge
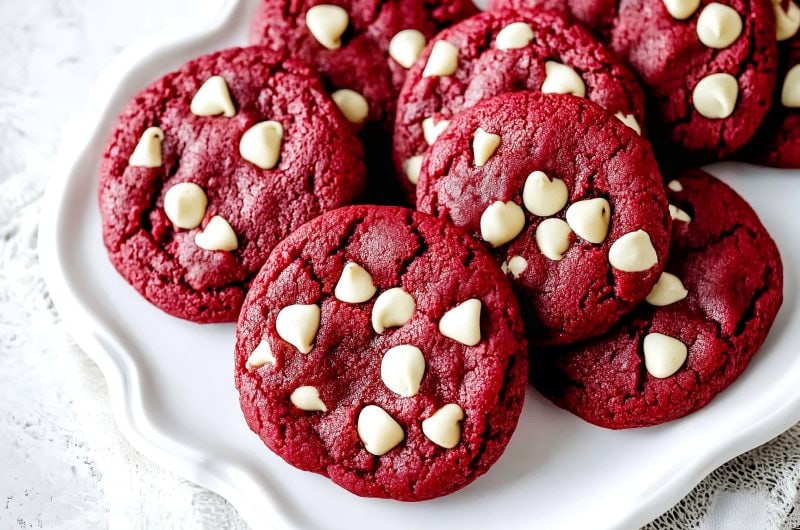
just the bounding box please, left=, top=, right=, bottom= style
left=34, top=5, right=800, bottom=530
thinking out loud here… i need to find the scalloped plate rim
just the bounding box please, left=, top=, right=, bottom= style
left=37, top=0, right=800, bottom=528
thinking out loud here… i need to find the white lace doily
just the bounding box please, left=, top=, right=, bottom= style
left=0, top=0, right=797, bottom=528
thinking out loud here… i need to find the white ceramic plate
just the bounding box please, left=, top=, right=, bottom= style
left=38, top=0, right=800, bottom=528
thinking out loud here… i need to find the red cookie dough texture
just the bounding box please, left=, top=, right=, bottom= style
left=235, top=205, right=528, bottom=501
left=99, top=46, right=365, bottom=323
left=610, top=0, right=778, bottom=158
left=491, top=0, right=779, bottom=158
left=487, top=0, right=617, bottom=37
left=249, top=0, right=478, bottom=128
left=417, top=91, right=671, bottom=345
left=533, top=170, right=783, bottom=429
left=393, top=8, right=647, bottom=201
left=748, top=25, right=800, bottom=167
left=489, top=0, right=637, bottom=40
left=249, top=0, right=477, bottom=204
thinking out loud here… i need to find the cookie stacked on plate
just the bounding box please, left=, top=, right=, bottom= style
left=491, top=0, right=800, bottom=165
left=98, top=47, right=366, bottom=323
left=532, top=169, right=782, bottom=428
left=98, top=0, right=784, bottom=501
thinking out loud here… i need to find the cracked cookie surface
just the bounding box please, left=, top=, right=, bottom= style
left=487, top=0, right=615, bottom=37
left=490, top=0, right=778, bottom=159
left=249, top=0, right=478, bottom=129
left=417, top=92, right=670, bottom=345
left=99, top=46, right=364, bottom=323
left=609, top=0, right=778, bottom=159
left=234, top=205, right=528, bottom=500
left=393, top=8, right=646, bottom=201
left=249, top=0, right=477, bottom=204
left=747, top=34, right=800, bottom=167
left=532, top=169, right=783, bottom=429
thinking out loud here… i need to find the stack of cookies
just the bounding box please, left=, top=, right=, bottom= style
left=98, top=0, right=786, bottom=502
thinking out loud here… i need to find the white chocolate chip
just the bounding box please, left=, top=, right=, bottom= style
left=334, top=262, right=377, bottom=303
left=389, top=29, right=427, bottom=68
left=522, top=171, right=568, bottom=217
left=566, top=198, right=611, bottom=244
left=643, top=333, right=688, bottom=378
left=305, top=4, right=349, bottom=50
left=194, top=215, right=238, bottom=251
left=614, top=112, right=642, bottom=135
left=332, top=89, right=369, bottom=125
left=290, top=386, right=327, bottom=412
left=504, top=256, right=528, bottom=278
left=404, top=155, right=424, bottom=184
left=667, top=180, right=683, bottom=192
left=696, top=3, right=742, bottom=49
left=781, top=64, right=800, bottom=108
left=692, top=73, right=739, bottom=119
left=480, top=200, right=525, bottom=247
left=422, top=40, right=459, bottom=77
left=669, top=204, right=692, bottom=223
left=421, top=404, right=464, bottom=449
left=239, top=121, right=283, bottom=170
left=438, top=299, right=481, bottom=346
left=246, top=340, right=276, bottom=370
left=535, top=218, right=572, bottom=261
left=472, top=128, right=501, bottom=166
left=422, top=117, right=450, bottom=145
left=495, top=22, right=534, bottom=50
left=662, top=0, right=700, bottom=19
left=541, top=61, right=586, bottom=98
left=129, top=127, right=164, bottom=167
left=275, top=304, right=321, bottom=354
left=357, top=405, right=404, bottom=455
left=163, top=182, right=207, bottom=229
left=646, top=272, right=688, bottom=306
left=371, top=288, right=415, bottom=333
left=190, top=76, right=236, bottom=117
left=609, top=230, right=658, bottom=272
left=774, top=0, right=800, bottom=41
left=380, top=345, right=426, bottom=397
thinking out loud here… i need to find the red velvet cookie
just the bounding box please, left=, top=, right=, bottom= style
left=608, top=0, right=778, bottom=159
left=417, top=92, right=670, bottom=345
left=488, top=0, right=569, bottom=13
left=487, top=0, right=616, bottom=37
left=234, top=205, right=528, bottom=500
left=249, top=0, right=478, bottom=203
left=250, top=0, right=477, bottom=127
left=99, top=47, right=365, bottom=323
left=747, top=24, right=800, bottom=167
left=393, top=8, right=647, bottom=201
left=493, top=0, right=779, bottom=159
left=533, top=169, right=783, bottom=429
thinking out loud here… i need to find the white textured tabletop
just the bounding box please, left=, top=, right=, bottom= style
left=0, top=0, right=798, bottom=528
